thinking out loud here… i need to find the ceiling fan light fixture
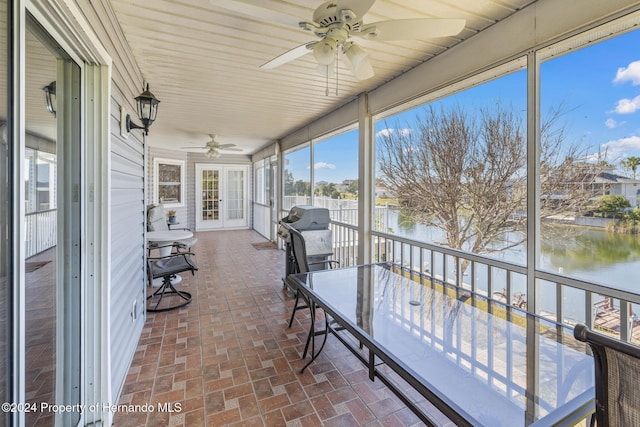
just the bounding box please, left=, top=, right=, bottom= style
left=343, top=43, right=368, bottom=71
left=206, top=147, right=221, bottom=158
left=313, top=38, right=338, bottom=65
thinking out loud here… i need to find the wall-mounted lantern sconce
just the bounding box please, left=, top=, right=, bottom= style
left=125, top=83, right=160, bottom=135
left=42, top=81, right=56, bottom=117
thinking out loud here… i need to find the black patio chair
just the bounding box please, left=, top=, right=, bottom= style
left=288, top=227, right=339, bottom=328
left=574, top=323, right=640, bottom=427
left=146, top=246, right=197, bottom=312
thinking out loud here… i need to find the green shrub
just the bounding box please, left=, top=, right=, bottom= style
left=595, top=195, right=631, bottom=218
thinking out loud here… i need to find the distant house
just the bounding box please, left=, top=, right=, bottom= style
left=591, top=169, right=640, bottom=207
left=336, top=183, right=348, bottom=193
left=375, top=184, right=395, bottom=199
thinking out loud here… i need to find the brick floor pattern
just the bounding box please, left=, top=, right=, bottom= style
left=113, top=230, right=444, bottom=427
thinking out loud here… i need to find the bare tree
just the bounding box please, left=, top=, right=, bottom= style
left=377, top=103, right=598, bottom=258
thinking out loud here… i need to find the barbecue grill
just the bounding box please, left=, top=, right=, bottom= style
left=278, top=205, right=332, bottom=278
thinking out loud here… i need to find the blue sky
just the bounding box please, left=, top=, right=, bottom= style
left=286, top=28, right=640, bottom=184
left=540, top=29, right=640, bottom=162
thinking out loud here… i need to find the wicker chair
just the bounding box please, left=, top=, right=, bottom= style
left=574, top=323, right=640, bottom=427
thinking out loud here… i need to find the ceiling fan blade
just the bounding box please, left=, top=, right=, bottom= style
left=211, top=0, right=303, bottom=27
left=357, top=18, right=466, bottom=41
left=336, top=0, right=377, bottom=19
left=223, top=148, right=243, bottom=152
left=218, top=143, right=237, bottom=149
left=260, top=42, right=316, bottom=69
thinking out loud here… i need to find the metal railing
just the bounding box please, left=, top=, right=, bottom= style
left=279, top=197, right=639, bottom=344
left=25, top=209, right=57, bottom=258
left=328, top=219, right=640, bottom=345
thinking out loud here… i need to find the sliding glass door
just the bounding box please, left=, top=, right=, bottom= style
left=0, top=0, right=9, bottom=425
left=25, top=16, right=82, bottom=427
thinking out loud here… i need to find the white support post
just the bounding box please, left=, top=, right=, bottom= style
left=358, top=93, right=374, bottom=264
left=525, top=50, right=541, bottom=425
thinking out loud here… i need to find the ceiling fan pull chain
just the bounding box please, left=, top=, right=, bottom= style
left=325, top=65, right=329, bottom=96
left=335, top=49, right=339, bottom=96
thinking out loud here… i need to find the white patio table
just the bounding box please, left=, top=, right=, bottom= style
left=146, top=230, right=193, bottom=257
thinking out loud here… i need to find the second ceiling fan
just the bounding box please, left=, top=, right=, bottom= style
left=182, top=134, right=242, bottom=158
left=260, top=0, right=466, bottom=81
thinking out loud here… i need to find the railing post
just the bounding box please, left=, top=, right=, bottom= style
left=25, top=209, right=57, bottom=258
left=620, top=301, right=630, bottom=341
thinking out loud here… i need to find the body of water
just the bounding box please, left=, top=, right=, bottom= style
left=380, top=209, right=640, bottom=321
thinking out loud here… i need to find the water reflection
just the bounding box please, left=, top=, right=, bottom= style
left=384, top=209, right=640, bottom=291
left=541, top=227, right=640, bottom=272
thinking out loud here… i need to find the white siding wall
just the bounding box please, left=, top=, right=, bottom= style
left=76, top=0, right=148, bottom=404
left=109, top=93, right=146, bottom=402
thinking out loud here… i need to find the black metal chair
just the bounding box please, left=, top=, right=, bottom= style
left=574, top=323, right=640, bottom=427
left=146, top=245, right=197, bottom=312
left=288, top=227, right=339, bottom=328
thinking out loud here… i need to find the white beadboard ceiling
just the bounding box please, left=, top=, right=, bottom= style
left=19, top=0, right=533, bottom=152
left=109, top=0, right=537, bottom=154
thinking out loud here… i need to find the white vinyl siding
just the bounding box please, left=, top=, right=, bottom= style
left=108, top=95, right=146, bottom=403
left=75, top=0, right=149, bottom=405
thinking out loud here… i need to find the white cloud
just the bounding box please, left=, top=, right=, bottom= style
left=614, top=60, right=640, bottom=86
left=376, top=128, right=394, bottom=138
left=375, top=127, right=412, bottom=138
left=600, top=135, right=640, bottom=159
left=605, top=118, right=626, bottom=128
left=314, top=161, right=336, bottom=170
left=614, top=95, right=640, bottom=114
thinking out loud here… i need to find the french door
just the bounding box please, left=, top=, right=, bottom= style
left=196, top=164, right=249, bottom=230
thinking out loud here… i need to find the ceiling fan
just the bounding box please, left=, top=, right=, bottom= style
left=260, top=0, right=466, bottom=83
left=181, top=134, right=242, bottom=158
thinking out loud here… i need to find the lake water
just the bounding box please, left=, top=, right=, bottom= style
left=381, top=209, right=640, bottom=320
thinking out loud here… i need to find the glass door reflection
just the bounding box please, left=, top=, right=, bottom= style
left=25, top=15, right=82, bottom=427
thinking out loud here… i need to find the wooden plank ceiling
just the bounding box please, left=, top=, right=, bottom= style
left=108, top=0, right=535, bottom=154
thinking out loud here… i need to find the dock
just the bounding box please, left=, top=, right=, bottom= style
left=593, top=304, right=640, bottom=345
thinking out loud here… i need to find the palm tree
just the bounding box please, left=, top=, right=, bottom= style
left=621, top=156, right=640, bottom=179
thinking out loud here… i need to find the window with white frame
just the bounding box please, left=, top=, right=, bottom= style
left=254, top=161, right=265, bottom=204
left=312, top=128, right=359, bottom=225
left=283, top=145, right=311, bottom=211
left=154, top=158, right=184, bottom=207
